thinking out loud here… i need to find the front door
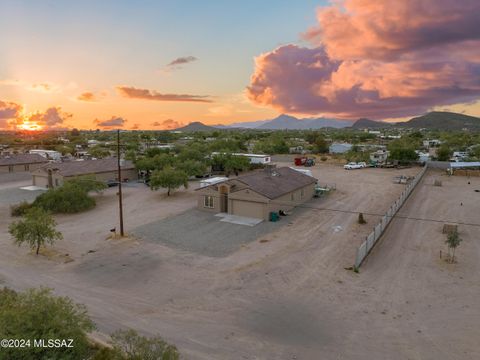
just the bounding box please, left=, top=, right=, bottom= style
left=219, top=185, right=228, bottom=213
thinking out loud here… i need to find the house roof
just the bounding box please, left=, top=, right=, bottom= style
left=0, top=153, right=49, bottom=166
left=37, top=158, right=135, bottom=177
left=233, top=167, right=317, bottom=199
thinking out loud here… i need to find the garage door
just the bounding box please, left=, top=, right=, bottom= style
left=231, top=200, right=265, bottom=219
left=33, top=175, right=49, bottom=188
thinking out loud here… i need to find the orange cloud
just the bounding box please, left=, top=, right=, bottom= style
left=151, top=119, right=184, bottom=129
left=77, top=92, right=97, bottom=102
left=248, top=0, right=480, bottom=119
left=116, top=86, right=212, bottom=103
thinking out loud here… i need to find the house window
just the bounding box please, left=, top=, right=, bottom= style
left=291, top=193, right=294, bottom=201
left=24, top=164, right=30, bottom=171
left=204, top=195, right=214, bottom=208
left=8, top=165, right=13, bottom=173
left=301, top=188, right=304, bottom=199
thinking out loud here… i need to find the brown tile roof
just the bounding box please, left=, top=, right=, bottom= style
left=0, top=153, right=49, bottom=166
left=234, top=167, right=316, bottom=199
left=37, top=158, right=135, bottom=177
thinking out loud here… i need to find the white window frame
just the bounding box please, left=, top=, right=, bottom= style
left=204, top=195, right=214, bottom=208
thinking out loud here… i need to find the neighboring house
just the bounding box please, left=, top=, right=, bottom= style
left=451, top=151, right=468, bottom=162
left=196, top=166, right=317, bottom=220
left=329, top=143, right=353, bottom=154
left=0, top=154, right=49, bottom=173
left=423, top=139, right=442, bottom=148
left=31, top=158, right=137, bottom=188
left=370, top=149, right=389, bottom=164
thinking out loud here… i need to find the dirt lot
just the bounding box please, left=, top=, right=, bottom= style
left=1, top=164, right=479, bottom=359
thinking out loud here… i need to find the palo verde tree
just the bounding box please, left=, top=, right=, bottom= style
left=445, top=229, right=463, bottom=263
left=149, top=167, right=188, bottom=196
left=9, top=207, right=63, bottom=255
left=0, top=287, right=95, bottom=360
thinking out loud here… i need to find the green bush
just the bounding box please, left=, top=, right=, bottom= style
left=33, top=182, right=96, bottom=213
left=10, top=201, right=33, bottom=217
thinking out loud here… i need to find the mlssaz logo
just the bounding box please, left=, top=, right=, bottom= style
left=34, top=339, right=74, bottom=348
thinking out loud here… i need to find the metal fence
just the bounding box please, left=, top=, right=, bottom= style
left=354, top=165, right=427, bottom=268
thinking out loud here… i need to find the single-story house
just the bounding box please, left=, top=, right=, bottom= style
left=196, top=166, right=317, bottom=220
left=0, top=153, right=49, bottom=173
left=31, top=158, right=137, bottom=188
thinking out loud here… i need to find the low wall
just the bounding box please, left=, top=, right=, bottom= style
left=354, top=165, right=427, bottom=268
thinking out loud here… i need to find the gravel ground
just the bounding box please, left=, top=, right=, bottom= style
left=132, top=208, right=304, bottom=257
left=0, top=187, right=45, bottom=205
left=0, top=172, right=32, bottom=184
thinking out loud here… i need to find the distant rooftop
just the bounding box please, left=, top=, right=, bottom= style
left=37, top=158, right=134, bottom=177
left=0, top=153, right=49, bottom=166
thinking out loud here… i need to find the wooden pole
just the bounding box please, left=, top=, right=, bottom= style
left=117, top=129, right=124, bottom=236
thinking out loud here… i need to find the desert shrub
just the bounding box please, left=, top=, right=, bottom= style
left=33, top=182, right=96, bottom=213
left=110, top=329, right=179, bottom=360
left=320, top=156, right=328, bottom=162
left=10, top=201, right=33, bottom=217
left=358, top=213, right=367, bottom=224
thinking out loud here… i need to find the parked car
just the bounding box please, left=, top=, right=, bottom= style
left=344, top=162, right=363, bottom=170
left=106, top=179, right=119, bottom=187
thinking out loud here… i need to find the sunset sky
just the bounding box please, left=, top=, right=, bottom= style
left=1, top=0, right=480, bottom=130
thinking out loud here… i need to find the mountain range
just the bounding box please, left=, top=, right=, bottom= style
left=226, top=114, right=352, bottom=130
left=174, top=111, right=480, bottom=131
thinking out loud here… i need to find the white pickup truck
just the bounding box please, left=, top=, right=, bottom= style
left=344, top=162, right=367, bottom=170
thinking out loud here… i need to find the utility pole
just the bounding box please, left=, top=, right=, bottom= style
left=117, top=129, right=125, bottom=236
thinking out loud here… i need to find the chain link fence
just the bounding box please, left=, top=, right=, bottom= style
left=354, top=165, right=427, bottom=269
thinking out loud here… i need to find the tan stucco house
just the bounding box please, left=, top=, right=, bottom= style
left=196, top=166, right=316, bottom=220
left=0, top=153, right=49, bottom=173
left=31, top=158, right=137, bottom=188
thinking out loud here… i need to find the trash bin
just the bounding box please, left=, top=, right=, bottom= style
left=269, top=211, right=279, bottom=222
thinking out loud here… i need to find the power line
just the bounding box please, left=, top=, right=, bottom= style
left=200, top=192, right=480, bottom=228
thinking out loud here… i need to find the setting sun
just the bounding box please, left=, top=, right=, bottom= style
left=18, top=120, right=42, bottom=131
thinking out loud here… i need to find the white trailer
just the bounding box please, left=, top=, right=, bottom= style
left=211, top=152, right=271, bottom=164
left=29, top=149, right=62, bottom=161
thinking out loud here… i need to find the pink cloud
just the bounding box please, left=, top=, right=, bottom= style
left=247, top=0, right=480, bottom=119
left=0, top=100, right=21, bottom=120
left=94, top=116, right=127, bottom=128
